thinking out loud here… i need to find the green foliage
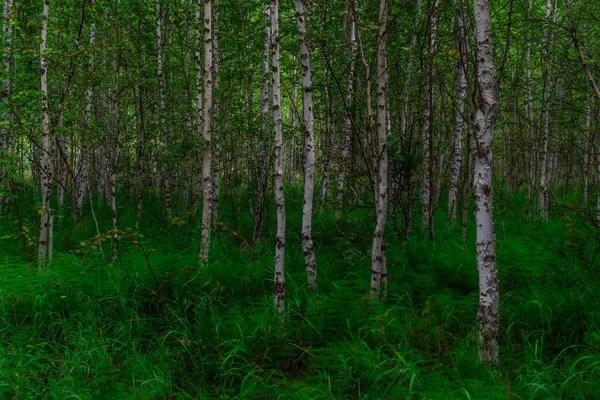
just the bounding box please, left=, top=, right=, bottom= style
left=1, top=188, right=600, bottom=398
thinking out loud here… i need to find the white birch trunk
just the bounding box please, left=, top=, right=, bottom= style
left=422, top=0, right=438, bottom=238
left=448, top=0, right=467, bottom=223
left=335, top=0, right=357, bottom=212
left=583, top=102, right=591, bottom=204
left=525, top=0, right=536, bottom=205
left=156, top=0, right=172, bottom=218
left=371, top=0, right=389, bottom=302
left=75, top=6, right=94, bottom=223
left=193, top=0, right=203, bottom=212
left=110, top=53, right=120, bottom=264
left=0, top=0, right=13, bottom=214
left=538, top=0, right=556, bottom=221
left=253, top=3, right=271, bottom=242
left=294, top=0, right=317, bottom=291
left=400, top=0, right=422, bottom=139
left=272, top=0, right=286, bottom=314
left=474, top=0, right=500, bottom=366
left=38, top=0, right=52, bottom=268
left=211, top=0, right=220, bottom=223
left=199, top=0, right=213, bottom=263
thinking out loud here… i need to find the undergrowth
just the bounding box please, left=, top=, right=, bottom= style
left=0, top=186, right=599, bottom=399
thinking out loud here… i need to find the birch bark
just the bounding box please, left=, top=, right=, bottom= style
left=474, top=0, right=500, bottom=365
left=371, top=0, right=389, bottom=302
left=193, top=0, right=203, bottom=211
left=0, top=0, right=13, bottom=214
left=199, top=0, right=213, bottom=263
left=75, top=1, right=94, bottom=223
left=448, top=0, right=467, bottom=223
left=38, top=0, right=53, bottom=268
left=422, top=0, right=438, bottom=239
left=272, top=0, right=286, bottom=314
left=335, top=0, right=357, bottom=212
left=253, top=3, right=271, bottom=243
left=294, top=0, right=317, bottom=291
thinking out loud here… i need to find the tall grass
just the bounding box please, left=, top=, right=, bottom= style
left=0, top=187, right=599, bottom=398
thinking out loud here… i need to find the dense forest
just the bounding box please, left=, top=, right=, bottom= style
left=1, top=0, right=600, bottom=398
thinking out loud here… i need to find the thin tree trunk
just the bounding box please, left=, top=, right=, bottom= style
left=448, top=0, right=467, bottom=223
left=335, top=0, right=357, bottom=213
left=474, top=0, right=500, bottom=366
left=75, top=3, right=94, bottom=223
left=110, top=53, right=121, bottom=264
left=192, top=0, right=203, bottom=212
left=401, top=0, right=422, bottom=138
left=253, top=3, right=271, bottom=243
left=38, top=0, right=53, bottom=268
left=525, top=0, right=536, bottom=207
left=538, top=0, right=557, bottom=221
left=156, top=0, right=172, bottom=218
left=199, top=0, right=213, bottom=263
left=272, top=0, right=286, bottom=314
left=371, top=0, right=389, bottom=303
left=583, top=101, right=591, bottom=204
left=422, top=0, right=438, bottom=239
left=211, top=0, right=220, bottom=224
left=294, top=0, right=317, bottom=291
left=0, top=0, right=13, bottom=215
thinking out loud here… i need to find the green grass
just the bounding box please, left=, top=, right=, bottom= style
left=1, top=186, right=600, bottom=398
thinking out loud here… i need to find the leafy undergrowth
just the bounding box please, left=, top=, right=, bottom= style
left=1, top=189, right=599, bottom=399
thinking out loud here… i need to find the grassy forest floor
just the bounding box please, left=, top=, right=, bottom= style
left=1, top=186, right=600, bottom=399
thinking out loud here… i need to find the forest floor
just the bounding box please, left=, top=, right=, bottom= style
left=1, top=187, right=600, bottom=399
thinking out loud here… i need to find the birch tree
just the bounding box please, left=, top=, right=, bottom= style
left=38, top=0, right=53, bottom=268
left=474, top=0, right=500, bottom=365
left=199, top=0, right=213, bottom=263
left=448, top=0, right=468, bottom=223
left=75, top=0, right=95, bottom=223
left=294, top=0, right=317, bottom=291
left=421, top=0, right=438, bottom=239
left=272, top=0, right=285, bottom=314
left=0, top=0, right=13, bottom=214
left=371, top=0, right=388, bottom=302
left=253, top=3, right=270, bottom=242
left=335, top=0, right=357, bottom=213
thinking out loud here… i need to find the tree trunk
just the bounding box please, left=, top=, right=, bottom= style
left=199, top=0, right=213, bottom=263
left=538, top=0, right=557, bottom=221
left=474, top=0, right=500, bottom=366
left=583, top=101, right=591, bottom=204
left=211, top=0, right=220, bottom=225
left=0, top=0, right=13, bottom=215
left=38, top=0, right=53, bottom=268
left=75, top=2, right=94, bottom=223
left=253, top=3, right=271, bottom=243
left=422, top=0, right=438, bottom=239
left=193, top=0, right=203, bottom=212
left=371, top=0, right=389, bottom=303
left=335, top=0, right=357, bottom=213
left=294, top=0, right=317, bottom=292
left=110, top=53, right=121, bottom=264
left=448, top=0, right=467, bottom=223
left=400, top=0, right=421, bottom=139
left=525, top=0, right=536, bottom=208
left=272, top=0, right=286, bottom=314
